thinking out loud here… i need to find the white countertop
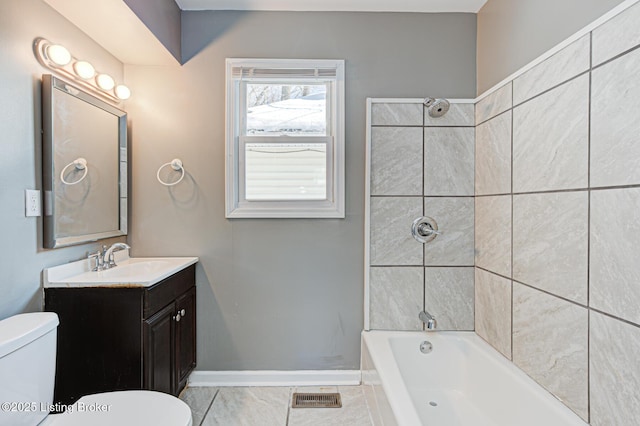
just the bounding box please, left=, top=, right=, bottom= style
left=44, top=250, right=198, bottom=288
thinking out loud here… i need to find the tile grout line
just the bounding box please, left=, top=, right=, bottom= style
left=371, top=194, right=475, bottom=198
left=511, top=69, right=590, bottom=110
left=198, top=389, right=219, bottom=426
left=477, top=266, right=588, bottom=308
left=471, top=102, right=478, bottom=334
left=474, top=183, right=640, bottom=198
left=422, top=103, right=426, bottom=330
left=510, top=81, right=515, bottom=362
left=473, top=101, right=477, bottom=333
left=475, top=264, right=640, bottom=331
left=371, top=124, right=475, bottom=128
left=587, top=29, right=593, bottom=424
left=359, top=385, right=377, bottom=426
left=370, top=264, right=475, bottom=268
left=591, top=39, right=640, bottom=72
left=475, top=106, right=512, bottom=127
left=284, top=387, right=292, bottom=426
left=477, top=69, right=590, bottom=128
left=589, top=307, right=640, bottom=329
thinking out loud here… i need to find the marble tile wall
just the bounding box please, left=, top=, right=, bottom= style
left=474, top=268, right=511, bottom=358
left=369, top=267, right=423, bottom=330
left=424, top=127, right=474, bottom=196
left=590, top=47, right=640, bottom=187
left=475, top=110, right=511, bottom=196
left=369, top=101, right=475, bottom=332
left=512, top=75, right=590, bottom=193
left=474, top=4, right=640, bottom=423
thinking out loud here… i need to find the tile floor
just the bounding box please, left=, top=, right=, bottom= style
left=180, top=386, right=374, bottom=426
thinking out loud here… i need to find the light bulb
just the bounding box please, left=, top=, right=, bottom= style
left=115, top=85, right=131, bottom=100
left=46, top=44, right=71, bottom=66
left=73, top=60, right=95, bottom=79
left=95, top=74, right=115, bottom=91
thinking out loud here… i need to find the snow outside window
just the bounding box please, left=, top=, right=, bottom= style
left=225, top=59, right=345, bottom=218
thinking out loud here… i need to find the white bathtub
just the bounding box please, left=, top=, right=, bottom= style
left=361, top=331, right=588, bottom=426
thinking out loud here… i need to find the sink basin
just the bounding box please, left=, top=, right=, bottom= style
left=97, top=259, right=171, bottom=279
left=44, top=254, right=198, bottom=288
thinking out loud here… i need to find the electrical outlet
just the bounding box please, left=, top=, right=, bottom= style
left=25, top=189, right=41, bottom=217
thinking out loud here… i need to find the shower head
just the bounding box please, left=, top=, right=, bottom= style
left=426, top=98, right=450, bottom=118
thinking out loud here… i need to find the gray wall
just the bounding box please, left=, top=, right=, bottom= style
left=125, top=11, right=477, bottom=370
left=0, top=0, right=126, bottom=319
left=124, top=0, right=182, bottom=63
left=474, top=3, right=640, bottom=422
left=476, top=0, right=624, bottom=94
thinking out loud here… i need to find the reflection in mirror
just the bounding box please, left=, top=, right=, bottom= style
left=42, top=74, right=127, bottom=248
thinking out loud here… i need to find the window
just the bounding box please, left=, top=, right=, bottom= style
left=225, top=58, right=345, bottom=218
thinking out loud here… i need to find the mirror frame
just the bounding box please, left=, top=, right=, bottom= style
left=42, top=74, right=128, bottom=248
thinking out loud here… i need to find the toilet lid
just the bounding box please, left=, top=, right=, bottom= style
left=42, top=391, right=192, bottom=426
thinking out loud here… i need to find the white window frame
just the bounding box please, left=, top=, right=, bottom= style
left=225, top=58, right=345, bottom=218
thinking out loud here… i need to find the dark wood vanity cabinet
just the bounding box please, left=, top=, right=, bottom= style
left=45, top=265, right=196, bottom=405
left=144, top=287, right=196, bottom=395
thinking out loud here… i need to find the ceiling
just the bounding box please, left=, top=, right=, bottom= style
left=44, top=0, right=176, bottom=65
left=175, top=0, right=488, bottom=13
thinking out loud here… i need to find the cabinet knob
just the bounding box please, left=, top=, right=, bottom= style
left=180, top=309, right=186, bottom=316
left=175, top=313, right=181, bottom=322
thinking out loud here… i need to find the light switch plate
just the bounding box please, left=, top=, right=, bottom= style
left=25, top=189, right=41, bottom=217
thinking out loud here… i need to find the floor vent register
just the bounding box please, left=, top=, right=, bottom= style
left=291, top=392, right=342, bottom=408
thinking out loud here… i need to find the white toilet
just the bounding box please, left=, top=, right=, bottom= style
left=0, top=312, right=192, bottom=426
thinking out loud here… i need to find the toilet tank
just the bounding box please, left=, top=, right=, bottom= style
left=0, top=312, right=59, bottom=426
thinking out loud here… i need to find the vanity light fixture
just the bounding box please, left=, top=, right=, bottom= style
left=96, top=73, right=115, bottom=90
left=34, top=37, right=131, bottom=103
left=114, top=85, right=131, bottom=100
left=46, top=44, right=71, bottom=66
left=73, top=60, right=95, bottom=80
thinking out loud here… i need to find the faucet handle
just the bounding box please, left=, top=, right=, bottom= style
left=88, top=251, right=102, bottom=271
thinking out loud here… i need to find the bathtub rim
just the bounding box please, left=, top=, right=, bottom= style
left=361, top=330, right=589, bottom=426
left=362, top=330, right=436, bottom=425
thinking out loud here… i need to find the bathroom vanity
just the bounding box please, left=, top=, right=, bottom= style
left=43, top=255, right=198, bottom=405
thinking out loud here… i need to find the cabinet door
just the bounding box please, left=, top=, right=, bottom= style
left=144, top=303, right=175, bottom=394
left=175, top=287, right=196, bottom=393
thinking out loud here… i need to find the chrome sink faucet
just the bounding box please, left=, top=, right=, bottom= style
left=88, top=243, right=130, bottom=271
left=103, top=243, right=131, bottom=269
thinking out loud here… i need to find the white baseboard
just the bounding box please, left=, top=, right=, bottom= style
left=188, top=370, right=362, bottom=387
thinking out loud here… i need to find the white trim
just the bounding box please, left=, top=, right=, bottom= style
left=176, top=0, right=489, bottom=13
left=475, top=0, right=640, bottom=102
left=188, top=370, right=362, bottom=387
left=366, top=97, right=476, bottom=104
left=364, top=98, right=373, bottom=331
left=225, top=58, right=345, bottom=219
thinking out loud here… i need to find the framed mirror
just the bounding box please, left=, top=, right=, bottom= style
left=42, top=74, right=127, bottom=248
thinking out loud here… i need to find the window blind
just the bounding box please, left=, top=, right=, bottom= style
left=232, top=67, right=338, bottom=79
left=244, top=142, right=327, bottom=200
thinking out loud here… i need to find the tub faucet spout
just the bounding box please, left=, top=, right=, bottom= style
left=419, top=310, right=437, bottom=330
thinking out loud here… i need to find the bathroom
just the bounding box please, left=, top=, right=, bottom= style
left=1, top=0, right=639, bottom=424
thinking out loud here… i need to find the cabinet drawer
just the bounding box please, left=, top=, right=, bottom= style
left=144, top=265, right=195, bottom=318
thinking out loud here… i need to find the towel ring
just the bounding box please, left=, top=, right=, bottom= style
left=157, top=159, right=185, bottom=186
left=60, top=158, right=88, bottom=185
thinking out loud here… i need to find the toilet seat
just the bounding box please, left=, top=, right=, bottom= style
left=40, top=390, right=192, bottom=426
